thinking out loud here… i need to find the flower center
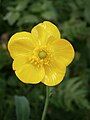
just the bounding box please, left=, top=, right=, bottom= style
left=30, top=46, right=52, bottom=68
left=38, top=50, right=47, bottom=59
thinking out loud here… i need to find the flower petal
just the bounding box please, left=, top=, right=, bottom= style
left=12, top=55, right=29, bottom=70
left=13, top=55, right=45, bottom=84
left=31, top=21, right=60, bottom=45
left=42, top=61, right=66, bottom=86
left=43, top=21, right=60, bottom=39
left=8, top=32, right=36, bottom=59
left=48, top=39, right=75, bottom=66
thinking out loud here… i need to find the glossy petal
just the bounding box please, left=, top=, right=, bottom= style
left=42, top=61, right=66, bottom=86
left=43, top=21, right=60, bottom=39
left=48, top=38, right=75, bottom=66
left=13, top=55, right=45, bottom=84
left=8, top=32, right=36, bottom=58
left=31, top=21, right=60, bottom=45
left=13, top=55, right=29, bottom=70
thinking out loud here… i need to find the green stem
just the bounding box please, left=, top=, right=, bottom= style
left=41, top=86, right=49, bottom=120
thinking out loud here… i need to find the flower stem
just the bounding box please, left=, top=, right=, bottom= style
left=41, top=86, right=49, bottom=120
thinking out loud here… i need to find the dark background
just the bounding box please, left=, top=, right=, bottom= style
left=0, top=0, right=90, bottom=120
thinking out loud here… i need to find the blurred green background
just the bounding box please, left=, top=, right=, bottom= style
left=0, top=0, right=90, bottom=120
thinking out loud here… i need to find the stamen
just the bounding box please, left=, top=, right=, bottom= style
left=30, top=46, right=52, bottom=68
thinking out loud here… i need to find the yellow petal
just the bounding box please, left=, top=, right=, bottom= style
left=8, top=32, right=36, bottom=59
left=42, top=61, right=66, bottom=86
left=43, top=21, right=60, bottom=39
left=31, top=23, right=46, bottom=45
left=48, top=39, right=75, bottom=66
left=12, top=55, right=29, bottom=70
left=13, top=55, right=45, bottom=84
left=31, top=21, right=60, bottom=45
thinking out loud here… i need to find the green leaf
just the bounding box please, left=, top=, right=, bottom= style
left=84, top=0, right=90, bottom=23
left=30, top=2, right=42, bottom=13
left=4, top=12, right=20, bottom=25
left=63, top=77, right=89, bottom=110
left=84, top=7, right=90, bottom=23
left=62, top=18, right=87, bottom=41
left=51, top=77, right=90, bottom=110
left=41, top=1, right=54, bottom=11
left=15, top=96, right=30, bottom=120
left=17, top=14, right=39, bottom=26
left=41, top=10, right=57, bottom=20
left=16, top=0, right=30, bottom=11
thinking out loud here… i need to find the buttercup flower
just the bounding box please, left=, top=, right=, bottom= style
left=8, top=21, right=74, bottom=86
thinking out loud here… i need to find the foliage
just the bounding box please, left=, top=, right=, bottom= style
left=0, top=0, right=90, bottom=120
left=15, top=96, right=30, bottom=120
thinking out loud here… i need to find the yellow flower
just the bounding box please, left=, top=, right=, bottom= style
left=8, top=21, right=74, bottom=86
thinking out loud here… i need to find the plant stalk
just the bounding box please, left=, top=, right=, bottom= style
left=41, top=86, right=49, bottom=120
